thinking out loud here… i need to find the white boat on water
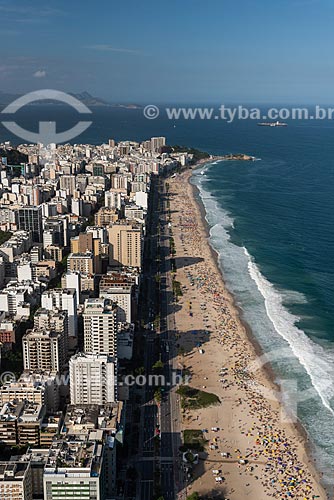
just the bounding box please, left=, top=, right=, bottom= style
left=201, top=170, right=205, bottom=175
left=257, top=120, right=287, bottom=127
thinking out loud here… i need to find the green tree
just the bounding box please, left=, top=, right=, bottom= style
left=154, top=390, right=162, bottom=403
left=0, top=231, right=12, bottom=245
left=178, top=346, right=186, bottom=357
left=152, top=360, right=164, bottom=372
left=186, top=493, right=199, bottom=500
left=135, top=366, right=145, bottom=376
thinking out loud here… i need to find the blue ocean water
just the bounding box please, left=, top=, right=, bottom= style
left=1, top=105, right=334, bottom=486
left=187, top=121, right=334, bottom=489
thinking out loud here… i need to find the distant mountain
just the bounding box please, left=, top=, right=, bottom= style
left=71, top=92, right=142, bottom=108
left=111, top=103, right=143, bottom=109
left=0, top=90, right=142, bottom=109
left=69, top=91, right=111, bottom=107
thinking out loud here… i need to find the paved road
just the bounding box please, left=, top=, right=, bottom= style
left=136, top=176, right=160, bottom=500
left=159, top=180, right=184, bottom=500
left=136, top=176, right=184, bottom=500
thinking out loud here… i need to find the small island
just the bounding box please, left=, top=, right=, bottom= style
left=222, top=153, right=257, bottom=161
left=166, top=147, right=259, bottom=165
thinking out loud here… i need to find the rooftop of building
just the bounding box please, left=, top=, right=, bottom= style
left=0, top=400, right=44, bottom=422
left=18, top=402, right=45, bottom=423
left=15, top=448, right=49, bottom=465
left=0, top=462, right=30, bottom=482
left=19, top=371, right=59, bottom=383
left=64, top=406, right=101, bottom=431
left=23, top=328, right=62, bottom=340
left=0, top=231, right=30, bottom=247
left=42, top=287, right=76, bottom=296
left=124, top=204, right=144, bottom=210
left=100, top=269, right=138, bottom=284
left=63, top=404, right=119, bottom=437
left=83, top=297, right=117, bottom=314
left=70, top=352, right=116, bottom=363
left=44, top=434, right=104, bottom=476
left=34, top=307, right=67, bottom=319
left=41, top=413, right=63, bottom=430
left=0, top=378, right=46, bottom=392
left=109, top=219, right=141, bottom=229
left=0, top=400, right=24, bottom=421
left=68, top=252, right=94, bottom=258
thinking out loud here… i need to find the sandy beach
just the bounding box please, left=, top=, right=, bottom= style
left=168, top=168, right=327, bottom=500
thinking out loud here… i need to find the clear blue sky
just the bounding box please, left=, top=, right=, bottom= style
left=1, top=0, right=334, bottom=103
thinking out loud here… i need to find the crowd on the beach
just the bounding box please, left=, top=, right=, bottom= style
left=170, top=174, right=323, bottom=500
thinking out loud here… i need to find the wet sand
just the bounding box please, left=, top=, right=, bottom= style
left=168, top=168, right=327, bottom=500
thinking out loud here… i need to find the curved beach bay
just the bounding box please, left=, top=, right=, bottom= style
left=168, top=169, right=327, bottom=499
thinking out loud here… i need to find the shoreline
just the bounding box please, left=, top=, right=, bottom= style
left=188, top=165, right=324, bottom=484
left=168, top=164, right=327, bottom=499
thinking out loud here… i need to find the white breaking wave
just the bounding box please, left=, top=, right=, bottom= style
left=244, top=248, right=334, bottom=415
left=193, top=174, right=334, bottom=417
left=194, top=160, right=218, bottom=175
left=280, top=289, right=308, bottom=305
left=192, top=169, right=334, bottom=484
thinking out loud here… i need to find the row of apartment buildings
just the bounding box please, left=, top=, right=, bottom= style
left=0, top=136, right=187, bottom=499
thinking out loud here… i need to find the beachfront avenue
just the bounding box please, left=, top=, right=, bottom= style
left=120, top=372, right=189, bottom=387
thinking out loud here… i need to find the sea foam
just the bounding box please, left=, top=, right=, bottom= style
left=192, top=167, right=334, bottom=484
left=245, top=247, right=334, bottom=415
left=194, top=168, right=334, bottom=415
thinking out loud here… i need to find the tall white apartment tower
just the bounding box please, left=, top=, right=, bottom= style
left=41, top=288, right=78, bottom=339
left=69, top=352, right=117, bottom=405
left=105, top=190, right=122, bottom=210
left=22, top=329, right=66, bottom=372
left=61, top=271, right=81, bottom=304
left=83, top=298, right=118, bottom=356
left=150, top=136, right=166, bottom=152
